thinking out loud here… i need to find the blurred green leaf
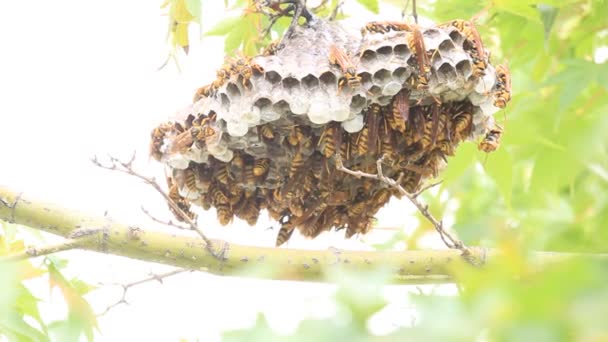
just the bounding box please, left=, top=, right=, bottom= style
left=356, top=0, right=379, bottom=14
left=481, top=146, right=513, bottom=206
left=204, top=16, right=243, bottom=36
left=535, top=4, right=559, bottom=43
left=48, top=261, right=98, bottom=342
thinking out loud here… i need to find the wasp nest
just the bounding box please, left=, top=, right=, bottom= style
left=150, top=18, right=512, bottom=246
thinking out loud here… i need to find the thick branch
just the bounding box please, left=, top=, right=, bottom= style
left=1, top=186, right=607, bottom=284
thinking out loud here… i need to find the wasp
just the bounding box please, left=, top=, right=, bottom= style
left=234, top=195, right=260, bottom=226
left=452, top=112, right=473, bottom=142
left=216, top=204, right=234, bottom=225
left=149, top=122, right=172, bottom=161
left=329, top=45, right=361, bottom=91
left=408, top=28, right=431, bottom=89
left=478, top=125, right=503, bottom=153
left=289, top=151, right=305, bottom=178
left=494, top=64, right=512, bottom=108
left=262, top=40, right=280, bottom=56
left=228, top=52, right=264, bottom=90
left=213, top=163, right=233, bottom=185
left=361, top=21, right=415, bottom=35
left=258, top=124, right=276, bottom=141
left=390, top=90, right=409, bottom=133
left=212, top=64, right=232, bottom=90
left=193, top=84, right=215, bottom=102
left=318, top=122, right=342, bottom=158
left=366, top=104, right=382, bottom=154
left=168, top=179, right=196, bottom=221
left=275, top=224, right=295, bottom=247
left=371, top=188, right=391, bottom=212
left=253, top=158, right=271, bottom=177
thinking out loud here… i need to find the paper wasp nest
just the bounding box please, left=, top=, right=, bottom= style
left=150, top=17, right=511, bottom=246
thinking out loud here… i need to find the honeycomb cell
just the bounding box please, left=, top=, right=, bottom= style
left=475, top=69, right=497, bottom=94
left=393, top=44, right=410, bottom=59
left=359, top=72, right=373, bottom=88
left=289, top=90, right=311, bottom=115
left=226, top=83, right=241, bottom=100
left=448, top=29, right=465, bottom=46
left=272, top=99, right=292, bottom=116
left=308, top=95, right=332, bottom=124
left=220, top=93, right=230, bottom=107
left=392, top=67, right=410, bottom=84
left=368, top=85, right=382, bottom=96
left=341, top=113, right=364, bottom=133
left=282, top=77, right=300, bottom=91
left=350, top=94, right=367, bottom=112
left=227, top=120, right=248, bottom=137
left=319, top=71, right=338, bottom=88
left=437, top=63, right=457, bottom=82
left=376, top=95, right=393, bottom=106
left=265, top=71, right=282, bottom=84
left=382, top=81, right=402, bottom=96
left=455, top=60, right=473, bottom=80
left=376, top=46, right=393, bottom=61
left=438, top=39, right=456, bottom=54
left=372, top=69, right=391, bottom=86
left=359, top=49, right=377, bottom=65
left=166, top=154, right=190, bottom=170
left=301, top=74, right=319, bottom=89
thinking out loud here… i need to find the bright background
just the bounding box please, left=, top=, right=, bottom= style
left=0, top=1, right=448, bottom=340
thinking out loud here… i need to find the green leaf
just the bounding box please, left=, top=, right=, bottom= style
left=355, top=0, right=379, bottom=14
left=204, top=16, right=243, bottom=36
left=535, top=4, right=559, bottom=44
left=480, top=147, right=513, bottom=207
left=184, top=0, right=201, bottom=19
left=48, top=262, right=98, bottom=342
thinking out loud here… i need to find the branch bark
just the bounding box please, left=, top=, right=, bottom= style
left=1, top=186, right=606, bottom=284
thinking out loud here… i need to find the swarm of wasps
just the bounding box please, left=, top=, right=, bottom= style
left=150, top=17, right=511, bottom=246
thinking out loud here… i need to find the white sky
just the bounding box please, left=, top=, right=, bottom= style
left=0, top=1, right=454, bottom=341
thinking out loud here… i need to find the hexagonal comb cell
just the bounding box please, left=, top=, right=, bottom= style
left=226, top=83, right=241, bottom=100
left=393, top=44, right=410, bottom=59
left=282, top=77, right=300, bottom=91
left=438, top=39, right=456, bottom=54
left=301, top=74, right=319, bottom=89
left=375, top=46, right=393, bottom=61
left=392, top=67, right=410, bottom=84
left=359, top=50, right=377, bottom=65
left=319, top=71, right=337, bottom=88
left=455, top=60, right=473, bottom=79
left=372, top=69, right=391, bottom=86
left=265, top=71, right=282, bottom=84
left=448, top=30, right=465, bottom=46
left=437, top=63, right=457, bottom=82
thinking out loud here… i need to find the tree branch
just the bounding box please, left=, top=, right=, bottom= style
left=97, top=268, right=190, bottom=316
left=2, top=186, right=607, bottom=284
left=0, top=239, right=83, bottom=262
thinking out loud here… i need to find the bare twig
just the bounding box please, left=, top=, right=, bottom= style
left=336, top=156, right=469, bottom=254
left=328, top=0, right=343, bottom=21
left=0, top=192, right=22, bottom=224
left=412, top=180, right=443, bottom=198
left=1, top=239, right=82, bottom=262
left=97, top=269, right=190, bottom=316
left=141, top=206, right=190, bottom=230
left=91, top=153, right=224, bottom=260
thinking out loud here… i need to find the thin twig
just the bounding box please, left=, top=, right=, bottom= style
left=412, top=180, right=443, bottom=198
left=0, top=192, right=22, bottom=224
left=336, top=156, right=469, bottom=254
left=0, top=239, right=82, bottom=262
left=328, top=0, right=343, bottom=21
left=91, top=153, right=224, bottom=260
left=141, top=206, right=190, bottom=230
left=97, top=269, right=190, bottom=316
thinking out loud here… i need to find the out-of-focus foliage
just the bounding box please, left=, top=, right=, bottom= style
left=0, top=221, right=97, bottom=342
